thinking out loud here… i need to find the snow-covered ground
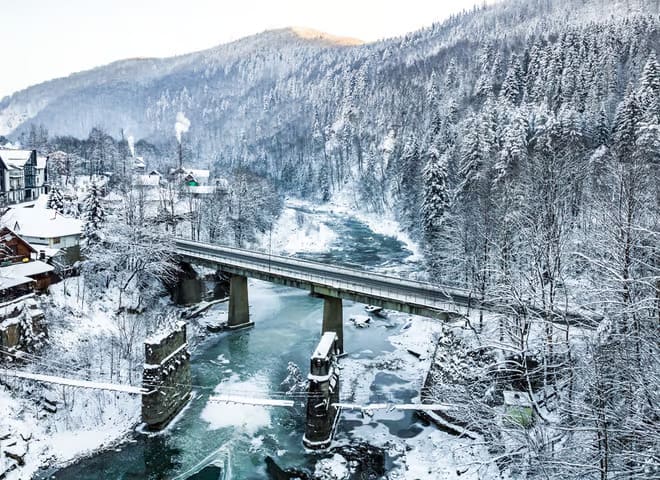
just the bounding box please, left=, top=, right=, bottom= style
left=256, top=205, right=337, bottom=255
left=0, top=279, right=143, bottom=479
left=336, top=314, right=508, bottom=479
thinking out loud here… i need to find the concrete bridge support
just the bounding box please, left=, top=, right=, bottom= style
left=228, top=274, right=253, bottom=329
left=321, top=296, right=343, bottom=354
left=303, top=332, right=341, bottom=450
left=142, top=322, right=192, bottom=430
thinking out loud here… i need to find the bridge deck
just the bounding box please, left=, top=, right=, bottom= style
left=175, top=239, right=477, bottom=319
left=0, top=368, right=150, bottom=395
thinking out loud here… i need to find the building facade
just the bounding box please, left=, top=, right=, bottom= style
left=0, top=149, right=48, bottom=206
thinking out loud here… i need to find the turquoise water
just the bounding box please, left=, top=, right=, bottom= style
left=50, top=210, right=422, bottom=479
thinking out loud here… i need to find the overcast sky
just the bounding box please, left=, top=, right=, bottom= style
left=1, top=0, right=497, bottom=98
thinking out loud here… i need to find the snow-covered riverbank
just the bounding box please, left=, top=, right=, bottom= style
left=0, top=279, right=150, bottom=479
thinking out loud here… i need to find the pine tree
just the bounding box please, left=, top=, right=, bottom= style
left=318, top=164, right=331, bottom=203
left=638, top=52, right=660, bottom=120
left=81, top=183, right=105, bottom=251
left=46, top=186, right=65, bottom=215
left=501, top=54, right=524, bottom=105
left=495, top=109, right=528, bottom=185
left=422, top=147, right=450, bottom=239
left=399, top=135, right=422, bottom=233
left=612, top=88, right=642, bottom=162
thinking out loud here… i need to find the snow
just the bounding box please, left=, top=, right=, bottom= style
left=334, top=311, right=511, bottom=479
left=200, top=373, right=272, bottom=435
left=0, top=260, right=54, bottom=277
left=312, top=332, right=338, bottom=359
left=0, top=369, right=147, bottom=395
left=0, top=149, right=31, bottom=166
left=1, top=207, right=82, bottom=239
left=257, top=205, right=337, bottom=254
left=314, top=454, right=349, bottom=479
left=0, top=277, right=145, bottom=478
left=0, top=274, right=33, bottom=289
left=349, top=315, right=371, bottom=328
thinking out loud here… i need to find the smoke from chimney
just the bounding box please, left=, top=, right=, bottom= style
left=175, top=112, right=191, bottom=144
left=127, top=135, right=135, bottom=157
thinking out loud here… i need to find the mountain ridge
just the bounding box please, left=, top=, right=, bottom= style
left=1, top=0, right=658, bottom=141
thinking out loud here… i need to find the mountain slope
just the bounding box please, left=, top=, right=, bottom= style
left=0, top=27, right=364, bottom=138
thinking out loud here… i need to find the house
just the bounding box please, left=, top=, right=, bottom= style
left=0, top=226, right=37, bottom=263
left=0, top=260, right=54, bottom=291
left=0, top=226, right=55, bottom=298
left=169, top=166, right=210, bottom=187
left=0, top=149, right=48, bottom=206
left=0, top=207, right=82, bottom=261
left=133, top=156, right=146, bottom=172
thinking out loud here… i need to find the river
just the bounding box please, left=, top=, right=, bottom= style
left=50, top=206, right=434, bottom=479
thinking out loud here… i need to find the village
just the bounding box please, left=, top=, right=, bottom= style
left=0, top=145, right=226, bottom=355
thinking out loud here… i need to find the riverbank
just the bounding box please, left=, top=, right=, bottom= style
left=0, top=277, right=161, bottom=479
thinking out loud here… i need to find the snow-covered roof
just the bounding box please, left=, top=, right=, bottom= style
left=170, top=167, right=210, bottom=179
left=186, top=168, right=210, bottom=179
left=133, top=174, right=160, bottom=187
left=1, top=208, right=82, bottom=239
left=0, top=149, right=31, bottom=168
left=0, top=260, right=53, bottom=278
left=0, top=226, right=37, bottom=254
left=36, top=155, right=47, bottom=169
left=0, top=274, right=34, bottom=290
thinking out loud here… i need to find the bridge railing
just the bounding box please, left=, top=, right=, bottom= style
left=175, top=239, right=469, bottom=314
left=174, top=239, right=474, bottom=300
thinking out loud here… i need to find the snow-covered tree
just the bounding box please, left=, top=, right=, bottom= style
left=81, top=182, right=105, bottom=251
left=46, top=186, right=65, bottom=214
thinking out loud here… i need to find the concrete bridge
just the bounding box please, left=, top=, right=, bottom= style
left=175, top=239, right=480, bottom=352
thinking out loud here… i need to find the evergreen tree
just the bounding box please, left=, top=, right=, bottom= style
left=422, top=147, right=450, bottom=240
left=46, top=186, right=65, bottom=215
left=81, top=182, right=105, bottom=251
left=398, top=135, right=422, bottom=234
left=501, top=54, right=524, bottom=105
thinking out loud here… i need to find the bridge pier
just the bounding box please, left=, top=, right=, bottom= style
left=321, top=296, right=343, bottom=354
left=303, top=332, right=341, bottom=450
left=142, top=322, right=192, bottom=430
left=228, top=275, right=253, bottom=330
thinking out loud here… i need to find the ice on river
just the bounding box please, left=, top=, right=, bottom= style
left=200, top=373, right=272, bottom=435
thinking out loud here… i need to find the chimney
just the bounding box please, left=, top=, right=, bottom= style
left=178, top=142, right=183, bottom=170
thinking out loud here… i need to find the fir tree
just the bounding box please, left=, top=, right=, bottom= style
left=46, top=186, right=65, bottom=215
left=422, top=147, right=450, bottom=239
left=81, top=182, right=105, bottom=251
left=501, top=54, right=524, bottom=105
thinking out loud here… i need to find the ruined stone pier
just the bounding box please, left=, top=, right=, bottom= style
left=142, top=322, right=192, bottom=430
left=303, top=332, right=341, bottom=449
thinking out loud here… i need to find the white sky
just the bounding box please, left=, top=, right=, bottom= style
left=0, top=0, right=496, bottom=98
